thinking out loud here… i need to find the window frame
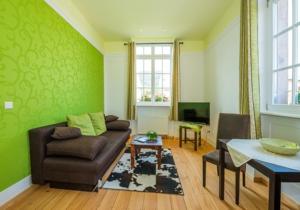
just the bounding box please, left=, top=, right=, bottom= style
left=135, top=43, right=173, bottom=107
left=265, top=0, right=300, bottom=115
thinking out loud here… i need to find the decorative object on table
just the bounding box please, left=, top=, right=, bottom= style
left=260, top=138, right=300, bottom=156
left=146, top=131, right=158, bottom=141
left=103, top=147, right=184, bottom=195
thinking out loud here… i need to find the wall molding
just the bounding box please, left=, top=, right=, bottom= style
left=0, top=176, right=32, bottom=207
left=44, top=0, right=105, bottom=54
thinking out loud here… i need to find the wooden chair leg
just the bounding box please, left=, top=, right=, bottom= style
left=217, top=166, right=219, bottom=176
left=202, top=158, right=206, bottom=187
left=242, top=170, right=246, bottom=187
left=235, top=170, right=240, bottom=205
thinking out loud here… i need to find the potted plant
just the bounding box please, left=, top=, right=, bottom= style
left=146, top=131, right=158, bottom=141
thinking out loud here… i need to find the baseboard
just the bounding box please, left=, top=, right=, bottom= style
left=0, top=176, right=32, bottom=207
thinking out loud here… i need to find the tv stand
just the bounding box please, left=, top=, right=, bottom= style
left=179, top=124, right=204, bottom=151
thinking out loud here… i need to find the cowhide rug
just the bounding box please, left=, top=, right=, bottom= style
left=102, top=148, right=184, bottom=195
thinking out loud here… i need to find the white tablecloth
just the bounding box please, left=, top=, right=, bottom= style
left=227, top=139, right=300, bottom=171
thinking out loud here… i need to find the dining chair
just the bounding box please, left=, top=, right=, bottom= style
left=202, top=113, right=250, bottom=205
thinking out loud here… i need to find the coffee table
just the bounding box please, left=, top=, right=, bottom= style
left=131, top=136, right=163, bottom=169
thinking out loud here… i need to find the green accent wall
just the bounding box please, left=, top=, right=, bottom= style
left=0, top=0, right=104, bottom=191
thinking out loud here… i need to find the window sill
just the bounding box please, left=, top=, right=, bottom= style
left=261, top=111, right=300, bottom=119
left=136, top=102, right=171, bottom=107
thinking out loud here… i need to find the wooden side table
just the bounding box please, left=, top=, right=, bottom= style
left=179, top=125, right=203, bottom=151
left=131, top=136, right=163, bottom=169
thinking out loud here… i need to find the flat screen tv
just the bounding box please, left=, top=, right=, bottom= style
left=178, top=102, right=210, bottom=125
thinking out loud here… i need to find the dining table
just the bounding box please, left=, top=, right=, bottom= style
left=218, top=139, right=300, bottom=210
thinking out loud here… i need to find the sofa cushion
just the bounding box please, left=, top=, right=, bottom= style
left=89, top=112, right=107, bottom=135
left=106, top=120, right=130, bottom=131
left=105, top=115, right=119, bottom=123
left=51, top=127, right=81, bottom=140
left=47, top=136, right=107, bottom=160
left=67, top=114, right=96, bottom=136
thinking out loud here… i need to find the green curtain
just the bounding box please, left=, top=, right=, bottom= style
left=239, top=0, right=262, bottom=138
left=170, top=41, right=181, bottom=121
left=127, top=42, right=136, bottom=120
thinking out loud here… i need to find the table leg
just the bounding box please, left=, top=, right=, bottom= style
left=194, top=132, right=197, bottom=151
left=198, top=131, right=201, bottom=146
left=131, top=145, right=135, bottom=168
left=219, top=146, right=225, bottom=200
left=157, top=147, right=162, bottom=169
left=268, top=175, right=281, bottom=210
left=179, top=127, right=182, bottom=147
left=184, top=128, right=187, bottom=143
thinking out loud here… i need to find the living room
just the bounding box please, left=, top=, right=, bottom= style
left=1, top=0, right=300, bottom=209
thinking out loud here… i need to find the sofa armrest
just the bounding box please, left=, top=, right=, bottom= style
left=106, top=120, right=130, bottom=131
left=28, top=122, right=66, bottom=184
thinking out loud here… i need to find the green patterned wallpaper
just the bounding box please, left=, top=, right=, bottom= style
left=0, top=0, right=104, bottom=191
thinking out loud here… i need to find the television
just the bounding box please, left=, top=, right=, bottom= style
left=178, top=102, right=210, bottom=125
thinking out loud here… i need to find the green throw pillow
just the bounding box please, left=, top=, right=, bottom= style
left=67, top=114, right=96, bottom=136
left=89, top=112, right=107, bottom=135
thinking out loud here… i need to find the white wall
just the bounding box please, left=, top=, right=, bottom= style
left=204, top=18, right=240, bottom=145
left=104, top=45, right=207, bottom=136
left=104, top=53, right=128, bottom=119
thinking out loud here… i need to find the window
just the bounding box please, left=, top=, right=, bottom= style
left=272, top=0, right=300, bottom=105
left=136, top=44, right=172, bottom=105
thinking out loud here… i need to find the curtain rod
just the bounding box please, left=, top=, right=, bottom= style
left=124, top=42, right=184, bottom=46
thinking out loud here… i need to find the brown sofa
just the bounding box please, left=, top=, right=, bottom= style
left=28, top=120, right=131, bottom=191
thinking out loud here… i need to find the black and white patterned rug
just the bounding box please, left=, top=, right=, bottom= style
left=102, top=148, right=184, bottom=195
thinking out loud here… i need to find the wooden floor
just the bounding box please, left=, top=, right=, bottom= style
left=1, top=139, right=295, bottom=210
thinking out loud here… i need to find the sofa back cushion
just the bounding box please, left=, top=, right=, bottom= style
left=67, top=114, right=96, bottom=136
left=105, top=115, right=119, bottom=123
left=51, top=127, right=81, bottom=140
left=106, top=120, right=130, bottom=131
left=47, top=136, right=108, bottom=160
left=89, top=112, right=107, bottom=135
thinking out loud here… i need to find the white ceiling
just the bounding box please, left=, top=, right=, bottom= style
left=72, top=0, right=234, bottom=41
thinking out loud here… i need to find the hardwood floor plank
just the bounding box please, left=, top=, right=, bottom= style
left=156, top=194, right=171, bottom=210
left=127, top=192, right=144, bottom=210
left=143, top=193, right=157, bottom=210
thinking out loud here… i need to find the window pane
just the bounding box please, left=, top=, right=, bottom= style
left=163, top=74, right=170, bottom=88
left=144, top=59, right=151, bottom=73
left=144, top=47, right=151, bottom=55
left=137, top=88, right=143, bottom=102
left=155, top=59, right=163, bottom=73
left=155, top=46, right=163, bottom=55
left=136, top=59, right=143, bottom=73
left=144, top=74, right=151, bottom=88
left=155, top=74, right=162, bottom=88
left=142, top=89, right=152, bottom=101
left=163, top=46, right=171, bottom=55
left=273, top=69, right=293, bottom=104
left=276, top=0, right=292, bottom=33
left=296, top=68, right=300, bottom=104
left=154, top=89, right=163, bottom=102
left=163, top=59, right=171, bottom=73
left=163, top=88, right=170, bottom=102
left=297, top=26, right=300, bottom=64
left=137, top=74, right=143, bottom=88
left=136, top=47, right=143, bottom=55
left=276, top=31, right=292, bottom=69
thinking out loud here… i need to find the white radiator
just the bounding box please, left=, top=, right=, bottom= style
left=137, top=106, right=170, bottom=135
